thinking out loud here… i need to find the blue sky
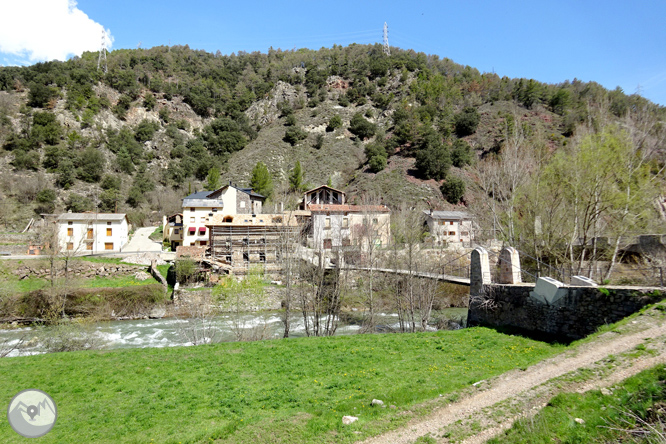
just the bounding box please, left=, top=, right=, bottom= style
left=1, top=0, right=665, bottom=105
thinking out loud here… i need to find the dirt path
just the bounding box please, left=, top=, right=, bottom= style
left=359, top=310, right=666, bottom=444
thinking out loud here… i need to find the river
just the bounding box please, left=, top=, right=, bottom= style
left=0, top=308, right=468, bottom=357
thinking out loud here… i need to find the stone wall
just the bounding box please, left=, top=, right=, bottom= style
left=468, top=284, right=663, bottom=341
left=14, top=262, right=146, bottom=279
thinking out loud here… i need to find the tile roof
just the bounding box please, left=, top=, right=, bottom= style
left=308, top=204, right=390, bottom=213
left=57, top=213, right=127, bottom=222
left=423, top=210, right=472, bottom=220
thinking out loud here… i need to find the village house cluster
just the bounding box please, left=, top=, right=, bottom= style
left=42, top=184, right=476, bottom=273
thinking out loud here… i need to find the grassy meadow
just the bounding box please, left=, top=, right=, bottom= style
left=0, top=327, right=563, bottom=443
left=489, top=364, right=666, bottom=443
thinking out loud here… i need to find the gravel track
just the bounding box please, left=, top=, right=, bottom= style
left=359, top=313, right=666, bottom=444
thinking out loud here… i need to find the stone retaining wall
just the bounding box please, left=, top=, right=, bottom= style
left=468, top=284, right=663, bottom=341
left=14, top=262, right=146, bottom=279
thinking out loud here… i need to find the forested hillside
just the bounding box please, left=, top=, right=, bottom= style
left=0, top=43, right=664, bottom=265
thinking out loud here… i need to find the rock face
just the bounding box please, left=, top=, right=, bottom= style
left=342, top=416, right=358, bottom=425
left=244, top=81, right=304, bottom=126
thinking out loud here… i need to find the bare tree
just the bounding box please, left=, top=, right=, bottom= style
left=175, top=289, right=219, bottom=345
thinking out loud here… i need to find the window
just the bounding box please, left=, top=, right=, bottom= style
left=199, top=227, right=206, bottom=235
left=259, top=253, right=266, bottom=262
left=200, top=217, right=206, bottom=222
left=67, top=228, right=73, bottom=236
left=190, top=217, right=195, bottom=223
left=199, top=241, right=207, bottom=246
left=448, top=231, right=455, bottom=236
left=461, top=231, right=469, bottom=236
left=105, top=242, right=114, bottom=250
left=372, top=218, right=378, bottom=225
left=439, top=220, right=445, bottom=226
left=272, top=217, right=282, bottom=223
left=66, top=242, right=73, bottom=250
left=87, top=228, right=93, bottom=239
left=342, top=218, right=349, bottom=228
left=67, top=221, right=73, bottom=225
left=86, top=243, right=93, bottom=251
left=190, top=207, right=195, bottom=211
left=243, top=252, right=249, bottom=262
left=106, top=228, right=112, bottom=236
left=225, top=255, right=232, bottom=263
left=325, top=217, right=331, bottom=229
left=212, top=208, right=217, bottom=212
left=174, top=229, right=179, bottom=234
left=450, top=221, right=454, bottom=225
left=107, top=221, right=112, bottom=226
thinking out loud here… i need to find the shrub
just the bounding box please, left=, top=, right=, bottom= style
left=349, top=113, right=376, bottom=139
left=454, top=107, right=480, bottom=137
left=441, top=177, right=465, bottom=204
left=326, top=114, right=342, bottom=132
left=283, top=127, right=308, bottom=146
left=451, top=139, right=474, bottom=167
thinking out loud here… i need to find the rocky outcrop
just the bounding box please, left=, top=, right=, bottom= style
left=244, top=81, right=305, bottom=126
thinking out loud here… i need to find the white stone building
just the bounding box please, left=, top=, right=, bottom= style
left=181, top=184, right=265, bottom=247
left=423, top=210, right=474, bottom=245
left=56, top=213, right=129, bottom=253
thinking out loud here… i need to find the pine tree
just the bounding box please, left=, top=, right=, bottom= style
left=250, top=162, right=273, bottom=199
left=289, top=161, right=304, bottom=193
left=205, top=167, right=221, bottom=191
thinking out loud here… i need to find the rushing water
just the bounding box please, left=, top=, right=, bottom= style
left=0, top=308, right=468, bottom=357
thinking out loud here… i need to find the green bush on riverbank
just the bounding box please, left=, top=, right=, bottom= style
left=0, top=327, right=562, bottom=443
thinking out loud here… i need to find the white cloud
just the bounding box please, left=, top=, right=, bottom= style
left=0, top=0, right=113, bottom=62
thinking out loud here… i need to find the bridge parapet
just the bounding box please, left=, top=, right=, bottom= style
left=470, top=247, right=491, bottom=296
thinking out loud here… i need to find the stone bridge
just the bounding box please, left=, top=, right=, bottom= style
left=467, top=246, right=665, bottom=341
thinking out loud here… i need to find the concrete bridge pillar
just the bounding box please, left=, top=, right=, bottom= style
left=470, top=247, right=491, bottom=296
left=498, top=247, right=521, bottom=284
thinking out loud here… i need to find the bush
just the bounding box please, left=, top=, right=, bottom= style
left=441, top=176, right=465, bottom=204
left=76, top=147, right=105, bottom=183
left=326, top=114, right=342, bottom=132
left=349, top=113, right=376, bottom=139
left=283, top=127, right=308, bottom=146
left=368, top=155, right=387, bottom=173
left=454, top=107, right=480, bottom=137
left=313, top=134, right=324, bottom=149
left=12, top=150, right=40, bottom=171
left=66, top=193, right=93, bottom=212
left=175, top=259, right=198, bottom=284
left=451, top=139, right=474, bottom=167
left=134, top=119, right=160, bottom=143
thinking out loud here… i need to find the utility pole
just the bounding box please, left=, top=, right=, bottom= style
left=383, top=22, right=390, bottom=56
left=97, top=29, right=108, bottom=74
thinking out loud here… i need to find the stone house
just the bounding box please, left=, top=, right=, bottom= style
left=56, top=213, right=129, bottom=253
left=181, top=184, right=265, bottom=247
left=423, top=210, right=475, bottom=245
left=162, top=213, right=183, bottom=250
left=308, top=204, right=391, bottom=250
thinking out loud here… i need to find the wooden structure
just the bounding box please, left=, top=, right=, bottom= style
left=207, top=213, right=302, bottom=274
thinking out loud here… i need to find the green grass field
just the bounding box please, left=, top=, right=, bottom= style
left=489, top=364, right=666, bottom=443
left=0, top=328, right=563, bottom=443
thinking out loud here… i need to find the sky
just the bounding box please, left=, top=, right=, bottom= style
left=1, top=0, right=665, bottom=105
